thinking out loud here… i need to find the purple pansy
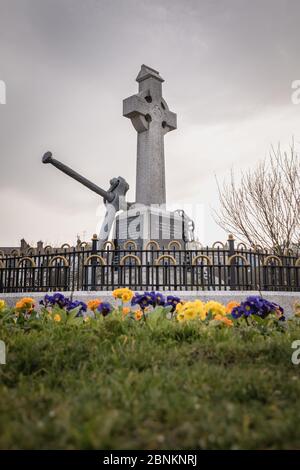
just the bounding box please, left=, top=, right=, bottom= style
left=131, top=291, right=166, bottom=310
left=231, top=295, right=284, bottom=321
left=166, top=295, right=181, bottom=312
left=40, top=292, right=69, bottom=309
left=97, top=302, right=113, bottom=316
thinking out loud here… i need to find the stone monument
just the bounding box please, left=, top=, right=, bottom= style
left=123, top=64, right=176, bottom=206
left=42, top=65, right=195, bottom=249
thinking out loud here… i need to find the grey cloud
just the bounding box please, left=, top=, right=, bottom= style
left=0, top=0, right=299, bottom=245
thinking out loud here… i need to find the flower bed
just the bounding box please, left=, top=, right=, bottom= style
left=1, top=291, right=300, bottom=449
left=0, top=289, right=296, bottom=330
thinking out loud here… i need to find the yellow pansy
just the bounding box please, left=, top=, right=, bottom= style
left=112, top=288, right=122, bottom=299
left=205, top=301, right=226, bottom=316
left=113, top=288, right=134, bottom=302
left=122, top=307, right=130, bottom=316
left=294, top=301, right=300, bottom=317
left=176, top=299, right=206, bottom=322
left=183, top=307, right=197, bottom=321
left=121, top=290, right=134, bottom=303
left=192, top=300, right=206, bottom=320
left=181, top=301, right=194, bottom=310
left=175, top=302, right=184, bottom=313
left=177, top=311, right=186, bottom=322
left=175, top=300, right=206, bottom=321
left=53, top=314, right=61, bottom=322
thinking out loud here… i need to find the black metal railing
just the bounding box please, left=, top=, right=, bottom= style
left=0, top=237, right=299, bottom=293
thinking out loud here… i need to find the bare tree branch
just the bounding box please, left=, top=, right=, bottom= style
left=214, top=142, right=300, bottom=253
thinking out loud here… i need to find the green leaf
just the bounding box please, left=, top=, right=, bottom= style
left=251, top=315, right=266, bottom=324
left=67, top=307, right=81, bottom=320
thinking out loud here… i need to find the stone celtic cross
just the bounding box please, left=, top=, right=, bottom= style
left=123, top=65, right=177, bottom=207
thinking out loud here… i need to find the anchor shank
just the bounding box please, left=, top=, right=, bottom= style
left=42, top=152, right=114, bottom=202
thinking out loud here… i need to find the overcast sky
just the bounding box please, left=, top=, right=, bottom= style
left=0, top=0, right=299, bottom=247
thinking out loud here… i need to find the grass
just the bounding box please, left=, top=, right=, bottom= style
left=1, top=316, right=300, bottom=449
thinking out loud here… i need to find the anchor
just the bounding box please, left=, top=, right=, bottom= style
left=42, top=152, right=131, bottom=246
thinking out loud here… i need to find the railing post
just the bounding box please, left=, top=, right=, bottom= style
left=91, top=234, right=98, bottom=291
left=228, top=234, right=236, bottom=290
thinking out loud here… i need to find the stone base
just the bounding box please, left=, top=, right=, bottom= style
left=112, top=205, right=189, bottom=249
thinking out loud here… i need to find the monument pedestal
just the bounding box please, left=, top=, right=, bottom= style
left=112, top=205, right=189, bottom=249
